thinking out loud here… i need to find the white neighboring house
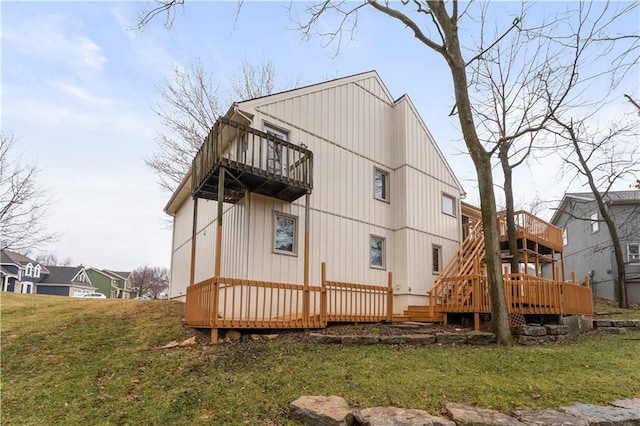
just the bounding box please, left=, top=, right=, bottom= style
left=164, top=71, right=465, bottom=314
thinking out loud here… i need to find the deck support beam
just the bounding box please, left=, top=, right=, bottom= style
left=190, top=197, right=198, bottom=286
left=302, top=193, right=310, bottom=326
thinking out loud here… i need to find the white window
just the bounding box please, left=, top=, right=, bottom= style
left=442, top=193, right=456, bottom=217
left=24, top=263, right=33, bottom=277
left=264, top=124, right=289, bottom=176
left=562, top=228, right=568, bottom=246
left=370, top=235, right=386, bottom=269
left=590, top=211, right=599, bottom=233
left=374, top=168, right=389, bottom=202
left=629, top=243, right=640, bottom=263
left=34, top=265, right=41, bottom=278
left=432, top=245, right=442, bottom=274
left=274, top=212, right=297, bottom=255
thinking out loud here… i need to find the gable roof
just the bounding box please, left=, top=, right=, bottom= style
left=86, top=268, right=130, bottom=281
left=40, top=266, right=92, bottom=287
left=0, top=249, right=50, bottom=274
left=550, top=190, right=640, bottom=224
left=106, top=270, right=131, bottom=280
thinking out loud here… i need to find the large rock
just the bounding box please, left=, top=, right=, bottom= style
left=445, top=403, right=525, bottom=425
left=610, top=399, right=640, bottom=411
left=612, top=320, right=640, bottom=328
left=289, top=395, right=356, bottom=426
left=512, top=409, right=587, bottom=426
left=593, top=320, right=612, bottom=328
left=516, top=335, right=545, bottom=346
left=601, top=327, right=628, bottom=334
left=436, top=333, right=467, bottom=345
left=359, top=407, right=455, bottom=426
left=308, top=333, right=342, bottom=344
left=560, top=402, right=640, bottom=426
left=544, top=325, right=570, bottom=336
left=225, top=330, right=242, bottom=341
left=466, top=331, right=496, bottom=345
left=404, top=334, right=436, bottom=345
left=379, top=335, right=407, bottom=344
left=512, top=325, right=547, bottom=336
left=341, top=335, right=380, bottom=345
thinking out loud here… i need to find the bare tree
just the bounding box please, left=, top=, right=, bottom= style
left=132, top=265, right=170, bottom=299
left=146, top=58, right=293, bottom=193
left=550, top=111, right=639, bottom=308
left=34, top=252, right=74, bottom=267
left=0, top=133, right=57, bottom=252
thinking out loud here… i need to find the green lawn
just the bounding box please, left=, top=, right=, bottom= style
left=2, top=293, right=639, bottom=425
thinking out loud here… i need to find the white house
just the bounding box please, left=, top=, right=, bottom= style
left=165, top=71, right=465, bottom=315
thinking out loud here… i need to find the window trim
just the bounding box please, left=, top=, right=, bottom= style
left=432, top=244, right=443, bottom=275
left=369, top=234, right=386, bottom=270
left=628, top=243, right=640, bottom=264
left=373, top=167, right=390, bottom=203
left=441, top=193, right=457, bottom=217
left=273, top=211, right=298, bottom=256
left=590, top=211, right=599, bottom=233
left=24, top=263, right=33, bottom=277
left=562, top=228, right=568, bottom=247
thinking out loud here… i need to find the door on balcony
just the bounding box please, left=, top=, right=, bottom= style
left=263, top=125, right=289, bottom=177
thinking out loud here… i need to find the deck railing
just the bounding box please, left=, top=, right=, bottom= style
left=185, top=263, right=393, bottom=330
left=498, top=211, right=563, bottom=252
left=192, top=116, right=313, bottom=196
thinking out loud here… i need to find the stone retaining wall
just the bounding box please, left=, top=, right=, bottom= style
left=594, top=319, right=640, bottom=334
left=308, top=331, right=497, bottom=346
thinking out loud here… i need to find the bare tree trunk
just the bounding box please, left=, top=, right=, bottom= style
left=499, top=144, right=520, bottom=275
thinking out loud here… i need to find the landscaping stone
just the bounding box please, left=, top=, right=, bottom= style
left=404, top=334, right=437, bottom=345
left=249, top=334, right=262, bottom=342
left=225, top=330, right=241, bottom=341
left=341, top=335, right=379, bottom=345
left=561, top=316, right=582, bottom=337
left=512, top=325, right=547, bottom=336
left=308, top=333, right=341, bottom=344
left=380, top=335, right=407, bottom=344
left=512, top=409, right=588, bottom=426
left=593, top=320, right=612, bottom=328
left=436, top=333, right=467, bottom=345
left=560, top=402, right=640, bottom=426
left=610, top=399, right=640, bottom=411
left=466, top=331, right=496, bottom=345
left=289, top=395, right=356, bottom=426
left=544, top=325, right=570, bottom=335
left=445, top=402, right=525, bottom=425
left=601, top=327, right=628, bottom=334
left=359, top=407, right=455, bottom=426
left=516, top=335, right=545, bottom=346
left=613, top=320, right=640, bottom=328
left=263, top=334, right=279, bottom=341
left=580, top=317, right=594, bottom=332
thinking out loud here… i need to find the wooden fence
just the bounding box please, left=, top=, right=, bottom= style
left=185, top=263, right=393, bottom=331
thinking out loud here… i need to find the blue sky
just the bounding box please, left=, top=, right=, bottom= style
left=2, top=1, right=638, bottom=270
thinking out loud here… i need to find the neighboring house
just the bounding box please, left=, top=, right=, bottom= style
left=86, top=268, right=136, bottom=299
left=36, top=266, right=96, bottom=297
left=165, top=71, right=466, bottom=313
left=1, top=249, right=49, bottom=294
left=550, top=190, right=640, bottom=304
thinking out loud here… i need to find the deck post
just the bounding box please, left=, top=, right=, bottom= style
left=321, top=262, right=327, bottom=324
left=474, top=312, right=480, bottom=331
left=210, top=327, right=218, bottom=344
left=215, top=168, right=225, bottom=278
left=302, top=193, right=310, bottom=327
left=387, top=271, right=393, bottom=322
left=190, top=197, right=199, bottom=286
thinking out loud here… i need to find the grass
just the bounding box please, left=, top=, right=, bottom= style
left=2, top=293, right=639, bottom=425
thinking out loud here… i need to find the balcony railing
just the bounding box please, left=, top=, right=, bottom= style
left=498, top=211, right=563, bottom=253
left=192, top=117, right=313, bottom=203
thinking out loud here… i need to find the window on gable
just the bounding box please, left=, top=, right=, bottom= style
left=34, top=265, right=41, bottom=278
left=25, top=263, right=33, bottom=277
left=590, top=211, right=599, bottom=233
left=629, top=243, right=640, bottom=264
left=374, top=168, right=389, bottom=202
left=562, top=228, right=568, bottom=246
left=432, top=245, right=443, bottom=274
left=370, top=235, right=386, bottom=269
left=274, top=212, right=297, bottom=255
left=442, top=193, right=456, bottom=217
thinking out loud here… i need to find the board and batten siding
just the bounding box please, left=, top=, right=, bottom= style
left=167, top=72, right=464, bottom=312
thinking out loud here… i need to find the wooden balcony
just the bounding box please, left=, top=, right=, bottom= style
left=192, top=117, right=313, bottom=204
left=498, top=211, right=563, bottom=255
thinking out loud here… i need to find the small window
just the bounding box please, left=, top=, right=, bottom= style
left=562, top=228, right=568, bottom=246
left=590, top=211, right=599, bottom=233
left=629, top=243, right=640, bottom=263
left=24, top=263, right=33, bottom=277
left=370, top=235, right=386, bottom=269
left=432, top=245, right=442, bottom=274
left=274, top=212, right=297, bottom=255
left=374, top=168, right=389, bottom=202
left=442, top=193, right=456, bottom=216
left=34, top=265, right=41, bottom=278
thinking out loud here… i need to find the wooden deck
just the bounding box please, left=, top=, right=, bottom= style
left=191, top=117, right=313, bottom=204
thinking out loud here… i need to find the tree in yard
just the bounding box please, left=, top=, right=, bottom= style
left=132, top=265, right=170, bottom=299
left=550, top=111, right=639, bottom=308
left=34, top=252, right=73, bottom=267
left=0, top=132, right=57, bottom=252
left=146, top=57, right=294, bottom=193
